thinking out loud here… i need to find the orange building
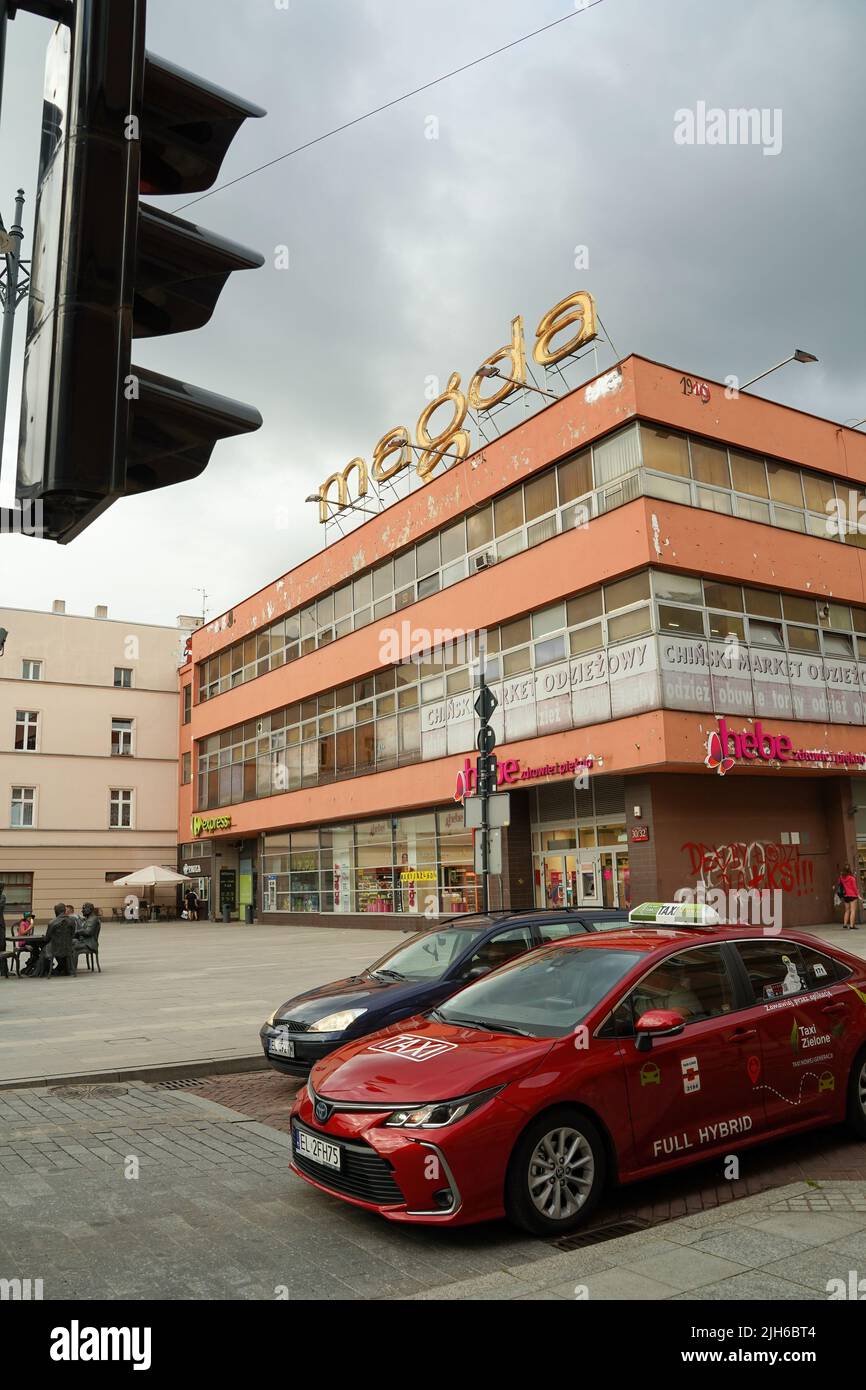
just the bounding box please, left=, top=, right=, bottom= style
left=177, top=354, right=866, bottom=929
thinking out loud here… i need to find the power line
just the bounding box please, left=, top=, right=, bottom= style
left=175, top=0, right=609, bottom=213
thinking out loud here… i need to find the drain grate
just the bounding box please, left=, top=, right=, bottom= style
left=552, top=1217, right=654, bottom=1251
left=153, top=1078, right=206, bottom=1090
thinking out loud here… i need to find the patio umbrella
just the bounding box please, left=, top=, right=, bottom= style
left=113, top=865, right=187, bottom=920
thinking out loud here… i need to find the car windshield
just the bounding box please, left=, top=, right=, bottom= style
left=436, top=943, right=647, bottom=1037
left=367, top=925, right=489, bottom=981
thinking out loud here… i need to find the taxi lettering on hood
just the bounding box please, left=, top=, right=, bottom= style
left=367, top=1034, right=458, bottom=1061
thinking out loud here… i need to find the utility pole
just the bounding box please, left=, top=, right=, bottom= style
left=474, top=673, right=499, bottom=915
left=0, top=187, right=28, bottom=474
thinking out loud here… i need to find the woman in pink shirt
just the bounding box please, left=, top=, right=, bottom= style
left=838, top=866, right=860, bottom=929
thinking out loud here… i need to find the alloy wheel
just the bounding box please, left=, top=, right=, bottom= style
left=527, top=1125, right=595, bottom=1221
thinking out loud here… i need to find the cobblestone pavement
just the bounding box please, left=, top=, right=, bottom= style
left=0, top=1082, right=556, bottom=1300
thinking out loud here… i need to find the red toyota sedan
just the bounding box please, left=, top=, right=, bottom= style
left=289, top=925, right=866, bottom=1235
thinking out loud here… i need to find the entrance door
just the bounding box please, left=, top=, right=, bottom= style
left=541, top=855, right=578, bottom=909
left=599, top=851, right=630, bottom=909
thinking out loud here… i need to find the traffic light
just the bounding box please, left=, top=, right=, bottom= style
left=15, top=0, right=266, bottom=543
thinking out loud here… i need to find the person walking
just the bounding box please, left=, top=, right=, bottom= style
left=0, top=881, right=7, bottom=979
left=184, top=887, right=199, bottom=922
left=837, top=865, right=861, bottom=930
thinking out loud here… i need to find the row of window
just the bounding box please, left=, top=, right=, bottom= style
left=19, top=661, right=134, bottom=687
left=261, top=811, right=478, bottom=916
left=10, top=787, right=135, bottom=829
left=195, top=565, right=866, bottom=811
left=195, top=419, right=866, bottom=703
left=13, top=714, right=134, bottom=756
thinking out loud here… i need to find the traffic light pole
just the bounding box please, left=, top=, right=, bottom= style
left=474, top=672, right=498, bottom=916
left=0, top=188, right=27, bottom=475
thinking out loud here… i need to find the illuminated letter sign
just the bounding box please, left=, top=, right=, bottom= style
left=315, top=290, right=598, bottom=520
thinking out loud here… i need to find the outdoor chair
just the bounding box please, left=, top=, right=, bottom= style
left=74, top=921, right=102, bottom=973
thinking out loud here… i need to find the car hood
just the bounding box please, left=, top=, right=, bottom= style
left=311, top=1016, right=556, bottom=1104
left=273, top=973, right=432, bottom=1026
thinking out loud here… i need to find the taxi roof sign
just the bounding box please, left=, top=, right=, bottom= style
left=628, top=901, right=721, bottom=926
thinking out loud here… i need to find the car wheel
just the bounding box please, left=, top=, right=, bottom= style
left=505, top=1107, right=606, bottom=1237
left=846, top=1048, right=866, bottom=1139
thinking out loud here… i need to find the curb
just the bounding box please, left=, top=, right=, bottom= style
left=0, top=1053, right=269, bottom=1092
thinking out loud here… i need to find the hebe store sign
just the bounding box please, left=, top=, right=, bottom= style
left=705, top=718, right=866, bottom=777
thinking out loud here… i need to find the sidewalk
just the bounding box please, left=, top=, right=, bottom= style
left=0, top=923, right=398, bottom=1087
left=406, top=1181, right=866, bottom=1300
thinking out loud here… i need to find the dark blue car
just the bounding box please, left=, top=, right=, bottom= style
left=259, top=908, right=629, bottom=1076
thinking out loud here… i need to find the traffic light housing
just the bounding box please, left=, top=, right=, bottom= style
left=15, top=0, right=266, bottom=542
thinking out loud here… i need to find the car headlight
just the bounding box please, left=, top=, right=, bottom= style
left=384, top=1085, right=503, bottom=1129
left=308, top=1008, right=367, bottom=1033
left=265, top=1008, right=280, bottom=1028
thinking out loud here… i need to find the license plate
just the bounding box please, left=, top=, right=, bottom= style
left=294, top=1127, right=341, bottom=1171
left=269, top=1032, right=294, bottom=1058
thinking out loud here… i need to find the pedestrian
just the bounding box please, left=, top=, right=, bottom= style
left=184, top=887, right=199, bottom=922
left=836, top=865, right=861, bottom=930
left=0, top=880, right=6, bottom=979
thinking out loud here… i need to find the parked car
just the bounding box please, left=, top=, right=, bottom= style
left=288, top=924, right=866, bottom=1234
left=260, top=908, right=629, bottom=1077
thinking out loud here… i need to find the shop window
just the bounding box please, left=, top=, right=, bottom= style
left=524, top=472, right=557, bottom=522
left=708, top=612, right=745, bottom=642
left=744, top=587, right=782, bottom=619
left=658, top=605, right=705, bottom=636
left=604, top=572, right=650, bottom=611
left=689, top=439, right=730, bottom=488
left=567, top=590, right=602, bottom=625
left=640, top=426, right=690, bottom=477
left=652, top=573, right=702, bottom=605
left=557, top=449, right=592, bottom=503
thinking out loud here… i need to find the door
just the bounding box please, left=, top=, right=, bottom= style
left=615, top=943, right=764, bottom=1173
left=732, top=939, right=855, bottom=1131
left=576, top=855, right=601, bottom=907
left=541, top=855, right=574, bottom=909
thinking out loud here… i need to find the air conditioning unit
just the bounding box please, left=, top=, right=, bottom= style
left=473, top=552, right=495, bottom=572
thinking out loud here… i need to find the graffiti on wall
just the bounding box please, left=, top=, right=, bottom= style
left=681, top=840, right=815, bottom=896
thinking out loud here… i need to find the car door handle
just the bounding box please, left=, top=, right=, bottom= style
left=822, top=1003, right=847, bottom=1015
left=725, top=1026, right=757, bottom=1042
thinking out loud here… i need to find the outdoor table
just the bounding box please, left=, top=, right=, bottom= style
left=13, top=935, right=47, bottom=975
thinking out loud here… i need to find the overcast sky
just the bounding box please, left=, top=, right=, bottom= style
left=0, top=0, right=863, bottom=628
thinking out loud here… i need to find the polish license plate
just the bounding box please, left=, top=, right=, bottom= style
left=269, top=1031, right=294, bottom=1058
left=294, top=1127, right=341, bottom=1170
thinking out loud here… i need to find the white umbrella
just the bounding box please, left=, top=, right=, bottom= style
left=113, top=865, right=187, bottom=921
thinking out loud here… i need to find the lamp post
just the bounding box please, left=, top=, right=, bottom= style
left=739, top=348, right=818, bottom=393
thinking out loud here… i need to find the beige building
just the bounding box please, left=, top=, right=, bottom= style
left=0, top=601, right=196, bottom=924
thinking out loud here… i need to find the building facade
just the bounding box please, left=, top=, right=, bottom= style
left=178, top=354, right=866, bottom=930
left=0, top=601, right=194, bottom=921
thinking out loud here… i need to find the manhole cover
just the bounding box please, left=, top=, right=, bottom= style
left=552, top=1217, right=654, bottom=1251
left=48, top=1085, right=130, bottom=1100
left=153, top=1078, right=206, bottom=1090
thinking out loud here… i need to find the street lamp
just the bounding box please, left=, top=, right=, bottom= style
left=739, top=348, right=818, bottom=393
left=475, top=365, right=558, bottom=401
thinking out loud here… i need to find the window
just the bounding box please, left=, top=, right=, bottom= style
left=10, top=786, right=35, bottom=828
left=653, top=573, right=702, bottom=605
left=182, top=752, right=191, bottom=785
left=536, top=920, right=579, bottom=943
left=735, top=940, right=846, bottom=1002
left=658, top=604, right=705, bottom=635
left=593, top=425, right=641, bottom=485
left=689, top=439, right=730, bottom=489
left=183, top=684, right=192, bottom=724
left=604, top=572, right=650, bottom=610
left=558, top=450, right=592, bottom=503
left=109, top=789, right=133, bottom=828
left=114, top=667, right=133, bottom=688
left=708, top=612, right=745, bottom=641
left=704, top=581, right=742, bottom=612
left=14, top=711, right=38, bottom=752
left=744, top=587, right=782, bottom=619
left=460, top=926, right=534, bottom=979
left=111, top=719, right=133, bottom=756
left=641, top=426, right=690, bottom=477
left=22, top=660, right=42, bottom=681
left=630, top=945, right=735, bottom=1023
left=730, top=449, right=768, bottom=497
left=767, top=462, right=804, bottom=508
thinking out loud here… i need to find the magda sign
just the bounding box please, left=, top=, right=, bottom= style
left=316, top=290, right=598, bottom=522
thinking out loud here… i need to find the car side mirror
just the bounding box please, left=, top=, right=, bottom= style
left=634, top=1009, right=686, bottom=1052
left=465, top=963, right=491, bottom=980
